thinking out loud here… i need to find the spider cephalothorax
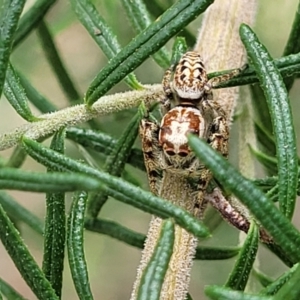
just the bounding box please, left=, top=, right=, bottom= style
left=172, top=51, right=211, bottom=101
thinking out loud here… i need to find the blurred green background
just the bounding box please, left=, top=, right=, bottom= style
left=0, top=0, right=299, bottom=299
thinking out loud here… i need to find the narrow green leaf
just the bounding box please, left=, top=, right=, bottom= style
left=240, top=24, right=298, bottom=220
left=170, top=37, right=188, bottom=66
left=0, top=191, right=44, bottom=235
left=4, top=64, right=38, bottom=121
left=0, top=277, right=26, bottom=300
left=22, top=137, right=210, bottom=238
left=225, top=221, right=259, bottom=290
left=137, top=219, right=175, bottom=300
left=194, top=246, right=240, bottom=260
left=260, top=263, right=298, bottom=296
left=37, top=21, right=80, bottom=103
left=18, top=71, right=57, bottom=113
left=70, top=0, right=142, bottom=90
left=266, top=185, right=279, bottom=203
left=0, top=167, right=103, bottom=193
left=5, top=146, right=27, bottom=168
left=13, top=0, right=57, bottom=48
left=0, top=203, right=58, bottom=299
left=87, top=113, right=141, bottom=217
left=254, top=121, right=276, bottom=157
left=252, top=269, right=273, bottom=287
left=188, top=135, right=300, bottom=263
left=42, top=130, right=66, bottom=298
left=282, top=1, right=300, bottom=89
left=0, top=0, right=25, bottom=97
left=143, top=0, right=196, bottom=47
left=85, top=218, right=145, bottom=248
left=283, top=2, right=300, bottom=57
left=249, top=146, right=277, bottom=174
left=67, top=191, right=94, bottom=300
left=210, top=52, right=300, bottom=89
left=85, top=0, right=214, bottom=105
left=273, top=263, right=300, bottom=300
left=205, top=285, right=272, bottom=300
left=121, top=0, right=170, bottom=68
left=66, top=127, right=145, bottom=171
left=84, top=217, right=238, bottom=261
left=253, top=176, right=277, bottom=190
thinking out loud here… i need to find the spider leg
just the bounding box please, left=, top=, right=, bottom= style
left=193, top=111, right=230, bottom=217
left=139, top=118, right=163, bottom=196
left=208, top=64, right=247, bottom=88
left=161, top=66, right=175, bottom=113
left=205, top=187, right=273, bottom=243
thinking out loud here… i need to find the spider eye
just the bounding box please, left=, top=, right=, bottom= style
left=166, top=150, right=175, bottom=156
left=178, top=151, right=188, bottom=157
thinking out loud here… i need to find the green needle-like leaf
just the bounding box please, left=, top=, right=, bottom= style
left=211, top=52, right=300, bottom=89
left=121, top=0, right=170, bottom=68
left=137, top=219, right=175, bottom=300
left=70, top=0, right=141, bottom=90
left=194, top=246, right=240, bottom=260
left=170, top=37, right=188, bottom=66
left=0, top=168, right=102, bottom=193
left=252, top=269, right=273, bottom=288
left=0, top=203, right=58, bottom=299
left=18, top=71, right=57, bottom=113
left=0, top=277, right=27, bottom=300
left=249, top=146, right=277, bottom=174
left=0, top=0, right=25, bottom=97
left=22, top=137, right=210, bottom=238
left=4, top=64, right=38, bottom=121
left=67, top=191, right=94, bottom=300
left=282, top=1, right=300, bottom=89
left=205, top=285, right=272, bottom=300
left=225, top=221, right=259, bottom=290
left=240, top=24, right=298, bottom=220
left=85, top=218, right=145, bottom=248
left=85, top=218, right=239, bottom=260
left=143, top=0, right=196, bottom=47
left=260, top=263, right=298, bottom=296
left=273, top=263, right=300, bottom=300
left=13, top=0, right=57, bottom=48
left=42, top=130, right=66, bottom=298
left=66, top=127, right=145, bottom=171
left=87, top=113, right=141, bottom=217
left=5, top=146, right=27, bottom=168
left=85, top=0, right=214, bottom=105
left=0, top=191, right=44, bottom=235
left=188, top=135, right=300, bottom=263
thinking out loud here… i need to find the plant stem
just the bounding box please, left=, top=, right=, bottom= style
left=131, top=172, right=198, bottom=300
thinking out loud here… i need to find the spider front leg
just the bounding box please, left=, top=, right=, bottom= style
left=194, top=113, right=230, bottom=218
left=161, top=65, right=175, bottom=113
left=139, top=117, right=163, bottom=196
left=208, top=64, right=247, bottom=89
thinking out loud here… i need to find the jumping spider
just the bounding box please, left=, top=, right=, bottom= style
left=140, top=51, right=271, bottom=242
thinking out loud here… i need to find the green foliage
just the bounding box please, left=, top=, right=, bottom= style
left=0, top=0, right=300, bottom=299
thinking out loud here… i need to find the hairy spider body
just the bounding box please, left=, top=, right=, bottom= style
left=140, top=51, right=231, bottom=208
